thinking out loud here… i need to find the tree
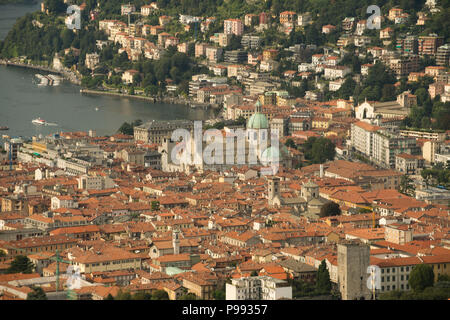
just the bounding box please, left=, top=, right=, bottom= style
left=27, top=286, right=48, bottom=300
left=0, top=250, right=6, bottom=257
left=320, top=201, right=341, bottom=217
left=316, top=260, right=332, bottom=294
left=115, top=289, right=132, bottom=300
left=44, top=0, right=66, bottom=14
left=118, top=122, right=133, bottom=135
left=302, top=137, right=336, bottom=164
left=285, top=138, right=297, bottom=149
left=398, top=175, right=415, bottom=196
left=132, top=292, right=152, bottom=300
left=7, top=255, right=34, bottom=274
left=151, top=200, right=160, bottom=211
left=105, top=293, right=114, bottom=300
left=151, top=289, right=169, bottom=300
left=178, top=293, right=197, bottom=300
left=213, top=289, right=225, bottom=300
left=409, top=264, right=435, bottom=292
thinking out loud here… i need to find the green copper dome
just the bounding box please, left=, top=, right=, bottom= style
left=247, top=112, right=269, bottom=129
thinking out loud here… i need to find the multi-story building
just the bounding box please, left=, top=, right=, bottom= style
left=436, top=44, right=450, bottom=66
left=324, top=66, right=351, bottom=80
left=418, top=35, right=444, bottom=56
left=205, top=46, right=223, bottom=63
left=280, top=11, right=297, bottom=26
left=224, top=50, right=248, bottom=64
left=389, top=54, right=420, bottom=78
left=85, top=53, right=100, bottom=70
left=133, top=120, right=194, bottom=145
left=241, top=35, right=261, bottom=49
left=351, top=121, right=380, bottom=158
left=121, top=4, right=135, bottom=15
left=224, top=19, right=244, bottom=36
left=372, top=130, right=421, bottom=168
left=396, top=36, right=418, bottom=54
left=395, top=153, right=425, bottom=175
left=226, top=276, right=292, bottom=300
left=244, top=14, right=259, bottom=26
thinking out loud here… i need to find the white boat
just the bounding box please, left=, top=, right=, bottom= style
left=32, top=118, right=46, bottom=125
left=35, top=74, right=49, bottom=86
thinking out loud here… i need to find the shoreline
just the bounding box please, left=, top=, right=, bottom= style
left=80, top=89, right=217, bottom=110
left=0, top=59, right=81, bottom=85
left=0, top=59, right=216, bottom=110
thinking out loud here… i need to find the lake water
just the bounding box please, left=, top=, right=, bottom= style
left=0, top=1, right=213, bottom=141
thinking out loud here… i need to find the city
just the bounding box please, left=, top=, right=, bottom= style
left=0, top=0, right=449, bottom=307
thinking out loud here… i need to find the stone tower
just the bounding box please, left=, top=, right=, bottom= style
left=172, top=229, right=180, bottom=255
left=301, top=180, right=319, bottom=202
left=337, top=241, right=372, bottom=300
left=267, top=176, right=280, bottom=206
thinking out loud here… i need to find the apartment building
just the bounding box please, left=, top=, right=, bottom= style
left=226, top=276, right=292, bottom=300
left=224, top=19, right=244, bottom=36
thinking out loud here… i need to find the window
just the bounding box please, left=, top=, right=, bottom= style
left=392, top=285, right=395, bottom=290
left=392, top=276, right=395, bottom=281
left=401, top=275, right=404, bottom=281
left=387, top=276, right=390, bottom=282
left=387, top=285, right=390, bottom=290
left=381, top=269, right=384, bottom=274
left=387, top=269, right=390, bottom=273
left=392, top=268, right=395, bottom=273
left=401, top=267, right=404, bottom=272
left=381, top=276, right=384, bottom=282
left=401, top=284, right=404, bottom=289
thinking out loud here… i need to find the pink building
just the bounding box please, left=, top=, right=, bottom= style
left=224, top=19, right=244, bottom=36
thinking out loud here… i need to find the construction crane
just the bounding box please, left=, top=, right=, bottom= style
left=50, top=250, right=77, bottom=300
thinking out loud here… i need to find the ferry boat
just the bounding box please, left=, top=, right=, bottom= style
left=0, top=126, right=9, bottom=131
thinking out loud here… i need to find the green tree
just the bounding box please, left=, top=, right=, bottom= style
left=303, top=137, right=336, bottom=164
left=105, top=293, right=114, bottom=300
left=7, top=255, right=34, bottom=274
left=27, top=286, right=48, bottom=300
left=320, top=201, right=341, bottom=217
left=115, top=289, right=132, bottom=300
left=398, top=175, right=415, bottom=196
left=409, top=264, right=435, bottom=292
left=132, top=292, right=152, bottom=300
left=151, top=200, right=160, bottom=211
left=151, top=289, right=169, bottom=300
left=118, top=122, right=133, bottom=135
left=44, top=0, right=66, bottom=14
left=178, top=293, right=197, bottom=300
left=213, top=289, right=225, bottom=300
left=316, top=260, right=332, bottom=294
left=285, top=138, right=297, bottom=149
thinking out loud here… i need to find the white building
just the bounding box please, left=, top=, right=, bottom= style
left=324, top=66, right=351, bottom=80
left=226, top=276, right=292, bottom=300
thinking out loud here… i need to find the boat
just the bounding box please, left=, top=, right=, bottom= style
left=32, top=118, right=46, bottom=125
left=0, top=126, right=8, bottom=131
